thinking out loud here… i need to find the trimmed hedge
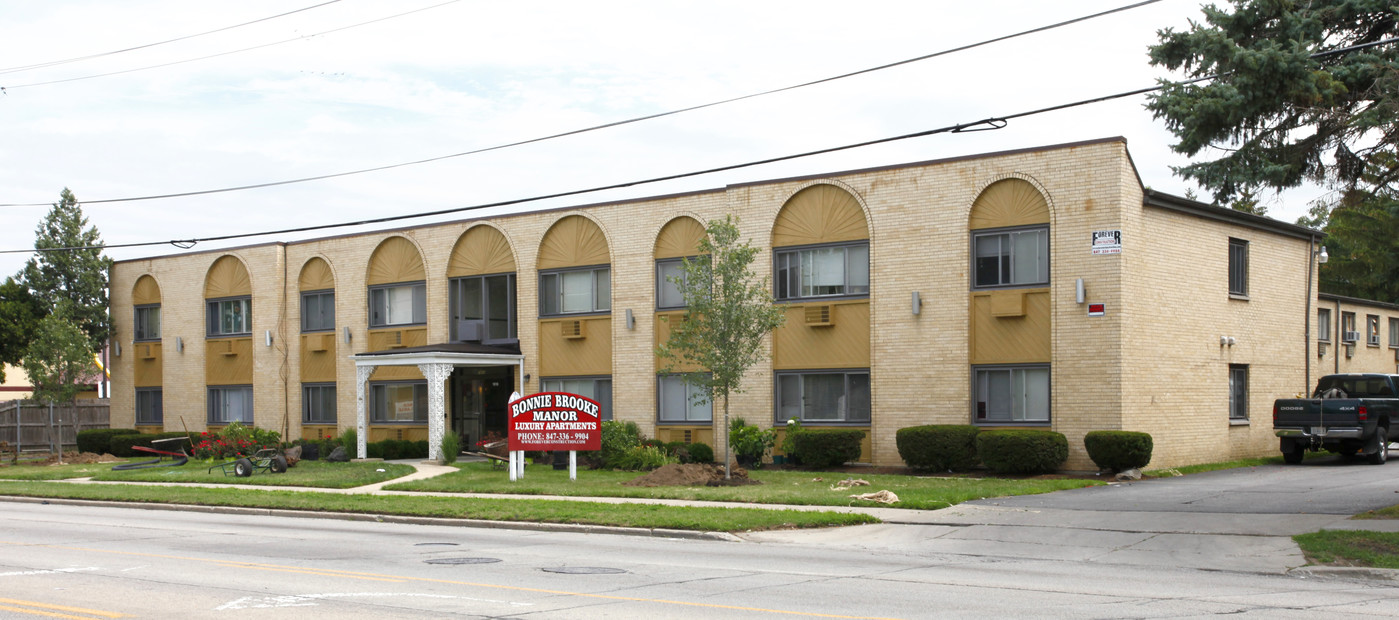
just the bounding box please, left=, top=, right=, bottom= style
left=109, top=432, right=191, bottom=457
left=685, top=442, right=714, bottom=464
left=1083, top=431, right=1153, bottom=471
left=975, top=430, right=1068, bottom=475
left=366, top=439, right=430, bottom=460
left=895, top=425, right=979, bottom=472
left=789, top=429, right=865, bottom=468
left=77, top=428, right=139, bottom=454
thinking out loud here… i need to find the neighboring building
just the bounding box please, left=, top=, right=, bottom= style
left=1, top=362, right=105, bottom=402
left=1314, top=293, right=1399, bottom=378
left=109, top=137, right=1355, bottom=469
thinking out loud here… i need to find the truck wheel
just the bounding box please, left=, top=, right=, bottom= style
left=1282, top=442, right=1305, bottom=465
left=1369, top=428, right=1389, bottom=465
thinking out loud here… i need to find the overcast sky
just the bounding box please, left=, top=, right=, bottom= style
left=0, top=0, right=1326, bottom=279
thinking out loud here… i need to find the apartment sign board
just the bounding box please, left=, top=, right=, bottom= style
left=1092, top=230, right=1122, bottom=255
left=508, top=392, right=602, bottom=451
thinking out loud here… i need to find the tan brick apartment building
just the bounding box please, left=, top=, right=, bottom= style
left=109, top=137, right=1367, bottom=469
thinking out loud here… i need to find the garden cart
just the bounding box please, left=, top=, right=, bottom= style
left=208, top=448, right=288, bottom=477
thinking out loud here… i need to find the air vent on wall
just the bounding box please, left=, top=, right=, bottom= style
left=804, top=305, right=834, bottom=327
left=562, top=320, right=586, bottom=339
left=1343, top=330, right=1361, bottom=342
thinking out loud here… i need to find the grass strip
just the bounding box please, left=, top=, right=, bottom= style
left=386, top=463, right=1100, bottom=510
left=1295, top=530, right=1399, bottom=569
left=1144, top=456, right=1286, bottom=478
left=1353, top=504, right=1399, bottom=520
left=0, top=481, right=877, bottom=532
left=0, top=460, right=414, bottom=488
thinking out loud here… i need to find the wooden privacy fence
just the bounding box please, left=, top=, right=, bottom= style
left=0, top=399, right=110, bottom=454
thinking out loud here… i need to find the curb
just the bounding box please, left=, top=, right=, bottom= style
left=1289, top=565, right=1399, bottom=582
left=0, top=495, right=742, bottom=542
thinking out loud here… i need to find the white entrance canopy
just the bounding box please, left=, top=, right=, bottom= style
left=350, top=343, right=524, bottom=461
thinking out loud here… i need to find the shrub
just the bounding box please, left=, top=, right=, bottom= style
left=896, top=425, right=980, bottom=472
left=1083, top=431, right=1153, bottom=471
left=411, top=440, right=430, bottom=459
left=595, top=420, right=643, bottom=469
left=338, top=428, right=357, bottom=452
left=790, top=429, right=865, bottom=468
left=728, top=417, right=775, bottom=467
left=779, top=418, right=804, bottom=465
left=441, top=431, right=461, bottom=464
left=109, top=432, right=190, bottom=458
left=612, top=445, right=676, bottom=471
left=190, top=423, right=281, bottom=460
left=686, top=442, right=714, bottom=464
left=77, top=428, right=138, bottom=454
left=366, top=441, right=384, bottom=459
left=975, top=430, right=1068, bottom=475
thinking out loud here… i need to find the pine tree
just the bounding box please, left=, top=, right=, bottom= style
left=20, top=188, right=113, bottom=353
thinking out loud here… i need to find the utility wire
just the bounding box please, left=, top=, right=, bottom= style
left=3, top=36, right=1394, bottom=257
left=0, top=0, right=460, bottom=90
left=0, top=0, right=1163, bottom=207
left=0, top=1, right=343, bottom=76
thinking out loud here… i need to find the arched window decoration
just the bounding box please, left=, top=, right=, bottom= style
left=448, top=226, right=518, bottom=344
left=366, top=237, right=427, bottom=327
left=205, top=256, right=252, bottom=337
left=538, top=216, right=611, bottom=316
left=772, top=185, right=870, bottom=302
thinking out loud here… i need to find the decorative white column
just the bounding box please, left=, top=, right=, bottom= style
left=419, top=362, right=454, bottom=462
left=355, top=366, right=374, bottom=459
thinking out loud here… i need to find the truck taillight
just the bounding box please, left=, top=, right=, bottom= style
left=1359, top=406, right=1368, bottom=421
left=1273, top=403, right=1279, bottom=424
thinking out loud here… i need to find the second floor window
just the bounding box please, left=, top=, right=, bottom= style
left=301, top=290, right=335, bottom=332
left=369, top=282, right=426, bottom=327
left=656, top=259, right=695, bottom=309
left=1318, top=308, right=1332, bottom=342
left=450, top=274, right=516, bottom=342
left=206, top=297, right=251, bottom=337
left=1228, top=238, right=1249, bottom=297
left=134, top=305, right=161, bottom=341
left=1343, top=312, right=1357, bottom=342
left=775, top=242, right=869, bottom=300
left=540, top=266, right=610, bottom=315
left=973, top=228, right=1048, bottom=288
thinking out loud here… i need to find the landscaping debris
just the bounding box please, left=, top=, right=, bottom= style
left=850, top=490, right=899, bottom=504
left=283, top=444, right=302, bottom=468
left=623, top=463, right=762, bottom=487
left=38, top=452, right=121, bottom=466
left=1114, top=468, right=1142, bottom=481
left=325, top=446, right=349, bottom=462
left=830, top=478, right=870, bottom=491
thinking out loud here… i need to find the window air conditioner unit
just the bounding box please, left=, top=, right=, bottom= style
left=1343, top=331, right=1361, bottom=342
left=804, top=305, right=834, bottom=327
left=308, top=333, right=329, bottom=352
left=140, top=344, right=156, bottom=359
left=1318, top=341, right=1328, bottom=358
left=1370, top=334, right=1381, bottom=346
left=561, top=320, right=586, bottom=339
left=456, top=320, right=483, bottom=343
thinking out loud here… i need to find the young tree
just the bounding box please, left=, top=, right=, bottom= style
left=0, top=277, right=46, bottom=384
left=1146, top=0, right=1398, bottom=203
left=656, top=215, right=786, bottom=478
left=22, top=313, right=99, bottom=406
left=20, top=188, right=113, bottom=353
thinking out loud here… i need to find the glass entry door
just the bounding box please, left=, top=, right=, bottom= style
left=451, top=366, right=514, bottom=449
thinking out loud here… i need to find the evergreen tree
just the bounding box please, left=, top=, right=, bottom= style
left=22, top=312, right=99, bottom=406
left=656, top=215, right=786, bottom=478
left=0, top=277, right=46, bottom=383
left=20, top=188, right=113, bottom=353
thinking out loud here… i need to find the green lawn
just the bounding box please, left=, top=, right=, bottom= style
left=1295, top=530, right=1399, bottom=569
left=0, top=458, right=414, bottom=488
left=0, top=481, right=876, bottom=532
left=385, top=462, right=1101, bottom=510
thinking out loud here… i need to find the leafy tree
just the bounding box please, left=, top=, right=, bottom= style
left=20, top=188, right=113, bottom=353
left=656, top=215, right=786, bottom=478
left=1312, top=189, right=1399, bottom=303
left=22, top=312, right=99, bottom=406
left=1146, top=0, right=1398, bottom=203
left=0, top=277, right=46, bottom=384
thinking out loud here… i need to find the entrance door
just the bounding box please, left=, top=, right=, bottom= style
left=451, top=366, right=514, bottom=448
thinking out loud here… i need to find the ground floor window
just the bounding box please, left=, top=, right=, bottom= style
left=542, top=376, right=612, bottom=421
left=1229, top=364, right=1248, bottom=420
left=208, top=385, right=253, bottom=424
left=658, top=373, right=712, bottom=423
left=302, top=383, right=336, bottom=424
left=776, top=370, right=870, bottom=423
left=136, top=387, right=162, bottom=425
left=974, top=365, right=1049, bottom=424
left=371, top=381, right=427, bottom=423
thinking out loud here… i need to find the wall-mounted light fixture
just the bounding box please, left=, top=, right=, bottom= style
left=523, top=373, right=531, bottom=383
left=175, top=336, right=184, bottom=353
left=114, top=342, right=121, bottom=357
left=343, top=326, right=352, bottom=344
left=625, top=308, right=635, bottom=330
left=1317, top=245, right=1329, bottom=264
left=911, top=291, right=922, bottom=316
left=1076, top=278, right=1086, bottom=305
left=265, top=330, right=273, bottom=347
left=1220, top=336, right=1237, bottom=347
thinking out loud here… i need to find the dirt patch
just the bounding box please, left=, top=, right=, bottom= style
left=623, top=463, right=763, bottom=487
left=30, top=452, right=122, bottom=466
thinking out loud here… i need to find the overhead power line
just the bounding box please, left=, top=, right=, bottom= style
left=0, top=1, right=344, bottom=76
left=0, top=0, right=461, bottom=91
left=0, top=0, right=1164, bottom=207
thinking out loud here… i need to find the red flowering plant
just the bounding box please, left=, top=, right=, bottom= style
left=191, top=422, right=282, bottom=460
left=475, top=431, right=505, bottom=448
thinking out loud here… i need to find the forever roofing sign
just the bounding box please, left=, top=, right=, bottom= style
left=507, top=392, right=602, bottom=452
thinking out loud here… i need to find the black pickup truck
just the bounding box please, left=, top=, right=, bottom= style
left=1273, top=374, right=1399, bottom=465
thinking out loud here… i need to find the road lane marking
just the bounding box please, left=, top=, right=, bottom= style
left=0, top=568, right=99, bottom=577
left=216, top=592, right=530, bottom=610
left=0, top=541, right=899, bottom=619
left=0, top=598, right=126, bottom=619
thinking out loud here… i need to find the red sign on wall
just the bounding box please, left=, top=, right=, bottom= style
left=507, top=392, right=602, bottom=452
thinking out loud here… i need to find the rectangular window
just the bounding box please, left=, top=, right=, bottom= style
left=301, top=290, right=335, bottom=332
left=1228, top=238, right=1249, bottom=297
left=972, top=228, right=1049, bottom=288
left=658, top=374, right=712, bottom=423
left=449, top=274, right=517, bottom=343
left=656, top=259, right=692, bottom=309
left=1368, top=314, right=1382, bottom=346
left=775, top=371, right=871, bottom=423
left=135, top=388, right=163, bottom=425
left=1342, top=312, right=1357, bottom=342
left=542, top=377, right=612, bottom=421
left=1318, top=308, right=1332, bottom=342
left=369, top=282, right=426, bottom=327
left=302, top=383, right=336, bottom=424
left=134, top=305, right=161, bottom=341
left=1229, top=364, right=1249, bottom=420
left=208, top=385, right=253, bottom=424
left=1390, top=317, right=1399, bottom=348
left=539, top=267, right=610, bottom=315
left=206, top=297, right=251, bottom=337
left=974, top=365, right=1050, bottom=424
left=775, top=243, right=870, bottom=300
left=370, top=381, right=427, bottom=423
